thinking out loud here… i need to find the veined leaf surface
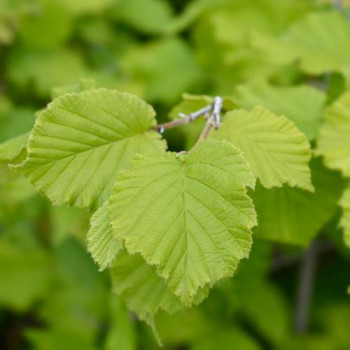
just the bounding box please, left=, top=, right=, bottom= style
left=110, top=140, right=256, bottom=304
left=87, top=202, right=122, bottom=271
left=17, top=89, right=166, bottom=208
left=212, top=107, right=313, bottom=191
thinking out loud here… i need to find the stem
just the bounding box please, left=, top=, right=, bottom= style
left=294, top=241, right=319, bottom=334
left=152, top=105, right=212, bottom=133
left=195, top=115, right=215, bottom=145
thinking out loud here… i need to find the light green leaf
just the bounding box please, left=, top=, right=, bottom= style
left=340, top=186, right=350, bottom=248
left=88, top=202, right=122, bottom=271
left=212, top=106, right=313, bottom=191
left=251, top=12, right=350, bottom=75
left=17, top=89, right=166, bottom=209
left=110, top=140, right=256, bottom=304
left=316, top=91, right=350, bottom=176
left=111, top=251, right=188, bottom=321
left=234, top=79, right=326, bottom=140
left=252, top=158, right=344, bottom=246
left=0, top=133, right=29, bottom=162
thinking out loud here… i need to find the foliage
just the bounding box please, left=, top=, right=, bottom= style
left=1, top=0, right=350, bottom=349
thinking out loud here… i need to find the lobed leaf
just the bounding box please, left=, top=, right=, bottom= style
left=110, top=140, right=256, bottom=304
left=212, top=106, right=313, bottom=191
left=17, top=89, right=166, bottom=209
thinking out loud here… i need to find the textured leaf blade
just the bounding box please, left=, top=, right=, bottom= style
left=110, top=140, right=256, bottom=303
left=317, top=91, right=350, bottom=177
left=212, top=106, right=313, bottom=191
left=87, top=202, right=122, bottom=271
left=110, top=251, right=182, bottom=321
left=17, top=89, right=166, bottom=208
left=0, top=133, right=29, bottom=162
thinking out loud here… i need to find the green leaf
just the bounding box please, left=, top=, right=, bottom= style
left=316, top=91, right=350, bottom=176
left=0, top=133, right=29, bottom=163
left=111, top=251, right=190, bottom=321
left=110, top=140, right=256, bottom=304
left=233, top=79, right=326, bottom=140
left=212, top=106, right=313, bottom=191
left=17, top=89, right=166, bottom=209
left=252, top=158, right=344, bottom=246
left=340, top=186, right=350, bottom=248
left=251, top=12, right=350, bottom=75
left=87, top=202, right=122, bottom=271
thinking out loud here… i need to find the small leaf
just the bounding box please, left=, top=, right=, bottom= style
left=111, top=251, right=208, bottom=321
left=317, top=91, right=350, bottom=177
left=87, top=202, right=122, bottom=271
left=110, top=140, right=256, bottom=304
left=17, top=89, right=166, bottom=209
left=212, top=106, right=313, bottom=191
left=0, top=133, right=29, bottom=163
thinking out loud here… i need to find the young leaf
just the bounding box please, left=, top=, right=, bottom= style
left=252, top=158, right=344, bottom=246
left=110, top=140, right=256, bottom=304
left=212, top=107, right=313, bottom=191
left=110, top=251, right=208, bottom=321
left=87, top=202, right=122, bottom=271
left=0, top=133, right=29, bottom=163
left=340, top=186, right=350, bottom=248
left=17, top=89, right=166, bottom=209
left=317, top=91, right=350, bottom=177
left=233, top=79, right=326, bottom=140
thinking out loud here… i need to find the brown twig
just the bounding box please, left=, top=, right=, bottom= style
left=195, top=115, right=215, bottom=146
left=152, top=105, right=212, bottom=133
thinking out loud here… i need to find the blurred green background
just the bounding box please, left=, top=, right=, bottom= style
left=1, top=0, right=350, bottom=349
